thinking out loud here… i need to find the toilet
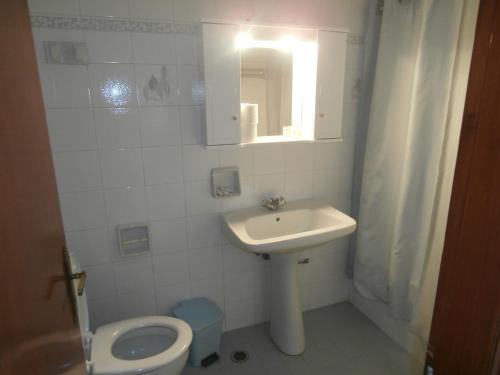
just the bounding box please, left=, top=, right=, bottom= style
left=69, top=253, right=193, bottom=375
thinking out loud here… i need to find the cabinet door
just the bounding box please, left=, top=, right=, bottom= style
left=314, top=30, right=347, bottom=139
left=203, top=23, right=241, bottom=145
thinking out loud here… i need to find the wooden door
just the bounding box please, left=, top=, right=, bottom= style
left=0, top=1, right=86, bottom=374
left=427, top=0, right=500, bottom=373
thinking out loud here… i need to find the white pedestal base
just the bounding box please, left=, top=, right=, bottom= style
left=270, top=252, right=305, bottom=355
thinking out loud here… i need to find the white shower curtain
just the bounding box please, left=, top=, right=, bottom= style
left=353, top=0, right=468, bottom=320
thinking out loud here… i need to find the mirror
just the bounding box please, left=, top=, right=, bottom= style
left=240, top=48, right=293, bottom=137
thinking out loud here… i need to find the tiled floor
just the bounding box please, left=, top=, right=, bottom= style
left=182, top=302, right=420, bottom=375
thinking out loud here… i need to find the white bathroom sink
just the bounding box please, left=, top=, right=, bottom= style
left=222, top=199, right=356, bottom=254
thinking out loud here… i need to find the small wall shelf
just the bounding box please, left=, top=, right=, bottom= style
left=211, top=167, right=241, bottom=198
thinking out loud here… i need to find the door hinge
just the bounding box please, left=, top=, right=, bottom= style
left=490, top=33, right=494, bottom=49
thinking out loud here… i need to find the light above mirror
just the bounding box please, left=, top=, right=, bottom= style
left=235, top=27, right=318, bottom=142
left=235, top=32, right=300, bottom=52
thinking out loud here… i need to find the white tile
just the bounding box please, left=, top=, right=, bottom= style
left=285, top=172, right=313, bottom=201
left=32, top=28, right=84, bottom=63
left=39, top=64, right=90, bottom=108
left=186, top=214, right=222, bottom=249
left=85, top=31, right=133, bottom=63
left=46, top=108, right=97, bottom=152
left=66, top=228, right=111, bottom=266
left=132, top=33, right=176, bottom=64
left=94, top=107, right=140, bottom=149
left=99, top=148, right=144, bottom=188
left=222, top=243, right=257, bottom=275
left=149, top=218, right=187, bottom=254
left=88, top=296, right=119, bottom=330
left=346, top=43, right=365, bottom=76
left=190, top=276, right=224, bottom=309
left=310, top=250, right=348, bottom=283
left=337, top=136, right=357, bottom=171
left=175, top=34, right=199, bottom=65
left=344, top=68, right=363, bottom=103
left=253, top=266, right=271, bottom=298
left=182, top=145, right=219, bottom=182
left=212, top=0, right=255, bottom=21
left=253, top=144, right=285, bottom=175
left=135, top=64, right=178, bottom=106
left=156, top=283, right=191, bottom=314
left=153, top=252, right=190, bottom=286
left=129, top=0, right=174, bottom=20
left=173, top=0, right=216, bottom=22
left=28, top=0, right=79, bottom=14
left=309, top=276, right=350, bottom=309
left=89, top=64, right=137, bottom=107
left=188, top=246, right=222, bottom=281
left=85, top=263, right=116, bottom=299
left=255, top=295, right=271, bottom=324
left=224, top=271, right=255, bottom=303
left=225, top=298, right=255, bottom=330
left=180, top=106, right=203, bottom=145
left=177, top=65, right=204, bottom=105
left=79, top=0, right=130, bottom=18
left=53, top=151, right=102, bottom=192
left=346, top=0, right=371, bottom=35
left=184, top=180, right=221, bottom=215
left=254, top=173, right=285, bottom=201
left=140, top=106, right=181, bottom=146
left=285, top=143, right=314, bottom=172
left=104, top=187, right=148, bottom=226
left=146, top=183, right=186, bottom=220
left=114, top=257, right=154, bottom=294
left=142, top=146, right=183, bottom=185
left=117, top=290, right=157, bottom=319
left=219, top=147, right=253, bottom=176
left=60, top=190, right=106, bottom=231
left=314, top=142, right=342, bottom=170
left=342, top=102, right=360, bottom=137
left=312, top=169, right=337, bottom=201
left=221, top=175, right=256, bottom=212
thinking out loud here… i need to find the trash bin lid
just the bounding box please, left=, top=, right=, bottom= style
left=173, top=298, right=224, bottom=332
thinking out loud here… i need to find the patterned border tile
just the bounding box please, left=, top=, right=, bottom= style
left=30, top=15, right=198, bottom=34
left=347, top=35, right=364, bottom=45
left=31, top=15, right=363, bottom=44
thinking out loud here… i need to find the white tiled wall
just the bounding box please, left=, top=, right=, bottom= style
left=29, top=0, right=369, bottom=331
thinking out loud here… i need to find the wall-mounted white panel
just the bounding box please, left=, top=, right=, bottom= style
left=202, top=23, right=241, bottom=145
left=314, top=30, right=347, bottom=139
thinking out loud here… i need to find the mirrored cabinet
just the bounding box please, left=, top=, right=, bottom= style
left=202, top=21, right=347, bottom=146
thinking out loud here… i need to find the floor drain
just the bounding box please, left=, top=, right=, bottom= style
left=230, top=350, right=249, bottom=363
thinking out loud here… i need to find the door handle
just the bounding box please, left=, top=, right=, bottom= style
left=70, top=271, right=86, bottom=296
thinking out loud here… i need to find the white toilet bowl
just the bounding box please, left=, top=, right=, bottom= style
left=68, top=253, right=193, bottom=375
left=90, top=316, right=192, bottom=375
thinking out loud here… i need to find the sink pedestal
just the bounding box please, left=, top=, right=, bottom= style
left=270, top=252, right=305, bottom=355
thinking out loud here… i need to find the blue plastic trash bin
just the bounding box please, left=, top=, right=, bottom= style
left=173, top=298, right=224, bottom=367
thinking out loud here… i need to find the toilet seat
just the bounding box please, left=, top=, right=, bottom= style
left=90, top=316, right=192, bottom=375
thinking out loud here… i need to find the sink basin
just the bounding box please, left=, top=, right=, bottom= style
left=222, top=199, right=356, bottom=254
left=222, top=199, right=357, bottom=355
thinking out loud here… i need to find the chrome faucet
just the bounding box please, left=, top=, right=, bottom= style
left=262, top=196, right=286, bottom=211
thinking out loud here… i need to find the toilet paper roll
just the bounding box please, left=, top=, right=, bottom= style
left=240, top=103, right=258, bottom=143
left=244, top=103, right=258, bottom=125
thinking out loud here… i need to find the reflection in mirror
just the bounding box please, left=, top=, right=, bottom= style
left=240, top=48, right=293, bottom=137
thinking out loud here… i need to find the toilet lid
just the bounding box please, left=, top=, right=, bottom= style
left=90, top=316, right=192, bottom=375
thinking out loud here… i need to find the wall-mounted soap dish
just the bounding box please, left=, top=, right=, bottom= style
left=211, top=167, right=241, bottom=198
left=117, top=223, right=151, bottom=257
